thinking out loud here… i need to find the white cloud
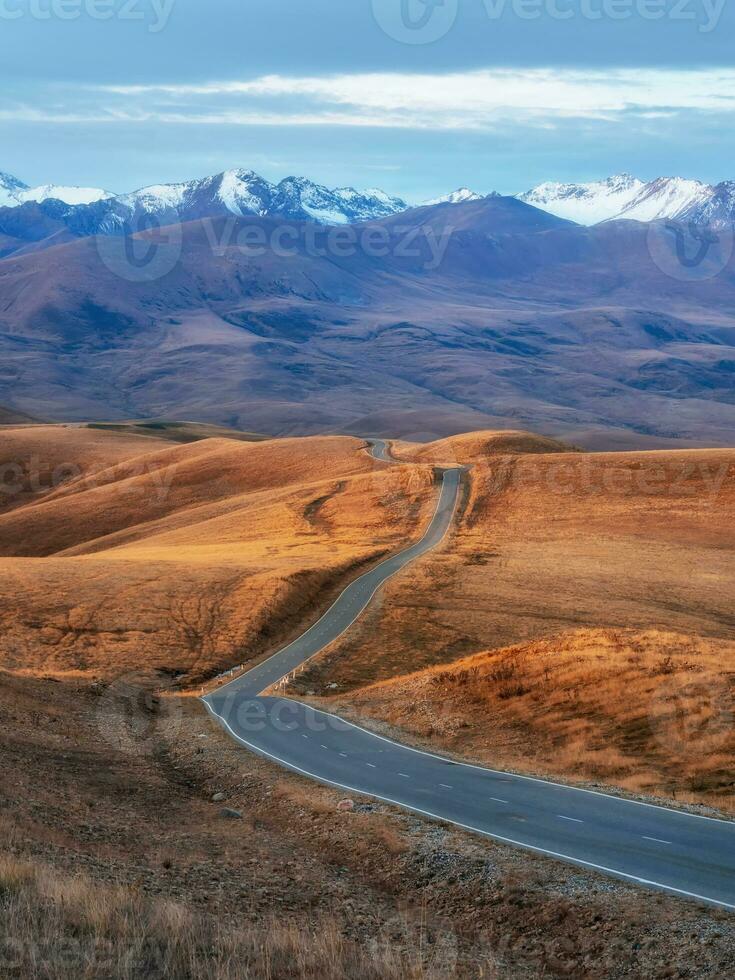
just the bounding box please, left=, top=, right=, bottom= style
left=10, top=68, right=735, bottom=129
left=100, top=67, right=735, bottom=119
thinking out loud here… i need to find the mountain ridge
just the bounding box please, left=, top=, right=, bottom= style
left=519, top=173, right=735, bottom=226
left=3, top=167, right=735, bottom=261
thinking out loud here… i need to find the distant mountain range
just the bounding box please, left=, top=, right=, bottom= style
left=0, top=171, right=113, bottom=208
left=1, top=191, right=734, bottom=449
left=2, top=167, right=735, bottom=254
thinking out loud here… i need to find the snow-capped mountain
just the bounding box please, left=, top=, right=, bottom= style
left=423, top=188, right=485, bottom=206
left=0, top=171, right=111, bottom=208
left=0, top=167, right=407, bottom=230
left=4, top=164, right=735, bottom=257
left=519, top=174, right=735, bottom=227
left=267, top=176, right=407, bottom=224
left=98, top=169, right=408, bottom=228
left=0, top=171, right=30, bottom=208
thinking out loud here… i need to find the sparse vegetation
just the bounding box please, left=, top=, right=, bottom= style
left=0, top=856, right=439, bottom=979
left=0, top=432, right=436, bottom=681
left=339, top=629, right=735, bottom=812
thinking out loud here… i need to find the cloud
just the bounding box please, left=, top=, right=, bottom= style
left=102, top=67, right=735, bottom=115
left=10, top=68, right=735, bottom=130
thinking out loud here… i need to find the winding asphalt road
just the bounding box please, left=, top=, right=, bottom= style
left=203, top=439, right=735, bottom=912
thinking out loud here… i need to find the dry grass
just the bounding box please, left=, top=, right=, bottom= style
left=84, top=420, right=268, bottom=444
left=0, top=425, right=173, bottom=515
left=0, top=855, right=441, bottom=979
left=3, top=668, right=735, bottom=979
left=4, top=427, right=735, bottom=976
left=391, top=429, right=574, bottom=466
left=299, top=445, right=735, bottom=693
left=0, top=431, right=437, bottom=682
left=340, top=628, right=735, bottom=811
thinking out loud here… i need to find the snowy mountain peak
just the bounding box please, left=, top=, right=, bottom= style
left=20, top=184, right=114, bottom=206
left=604, top=173, right=639, bottom=190
left=112, top=169, right=407, bottom=226
left=4, top=165, right=734, bottom=234
left=519, top=175, right=646, bottom=224
left=0, top=169, right=29, bottom=192
left=423, top=188, right=485, bottom=206
left=519, top=174, right=734, bottom=227
left=0, top=170, right=111, bottom=209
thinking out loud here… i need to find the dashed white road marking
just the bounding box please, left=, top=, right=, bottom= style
left=203, top=699, right=735, bottom=912
left=558, top=815, right=584, bottom=823
left=439, top=784, right=453, bottom=790
left=643, top=836, right=672, bottom=845
left=366, top=762, right=377, bottom=768
left=490, top=797, right=509, bottom=804
left=398, top=773, right=410, bottom=779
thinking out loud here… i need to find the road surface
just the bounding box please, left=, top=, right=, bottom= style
left=203, top=439, right=735, bottom=911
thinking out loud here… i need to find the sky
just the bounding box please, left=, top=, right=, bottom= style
left=1, top=0, right=734, bottom=200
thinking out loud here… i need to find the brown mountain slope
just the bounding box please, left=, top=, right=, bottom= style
left=1, top=209, right=735, bottom=446
left=0, top=405, right=39, bottom=424
left=0, top=424, right=174, bottom=515
left=391, top=429, right=575, bottom=466
left=0, top=435, right=394, bottom=557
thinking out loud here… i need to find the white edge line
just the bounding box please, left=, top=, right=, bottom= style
left=251, top=701, right=735, bottom=828
left=201, top=699, right=735, bottom=913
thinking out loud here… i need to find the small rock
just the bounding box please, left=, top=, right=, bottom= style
left=337, top=799, right=355, bottom=812
left=212, top=792, right=226, bottom=803
left=220, top=807, right=243, bottom=820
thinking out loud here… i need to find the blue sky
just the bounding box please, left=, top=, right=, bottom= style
left=1, top=0, right=733, bottom=200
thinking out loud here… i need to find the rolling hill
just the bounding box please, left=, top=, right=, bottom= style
left=0, top=428, right=437, bottom=682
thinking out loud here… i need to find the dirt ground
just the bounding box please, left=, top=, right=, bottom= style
left=2, top=668, right=734, bottom=978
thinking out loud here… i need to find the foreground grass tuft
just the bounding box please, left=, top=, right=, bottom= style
left=0, top=856, right=440, bottom=980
